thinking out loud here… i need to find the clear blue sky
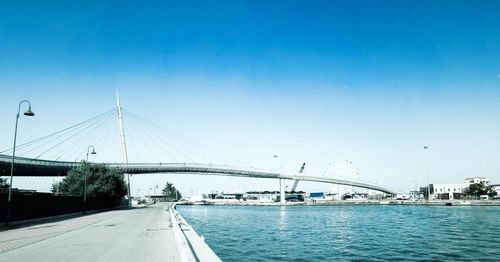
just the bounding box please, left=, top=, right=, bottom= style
left=1, top=0, right=500, bottom=194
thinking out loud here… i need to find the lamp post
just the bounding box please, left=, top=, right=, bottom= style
left=424, top=146, right=430, bottom=201
left=84, top=145, right=96, bottom=212
left=7, top=100, right=35, bottom=226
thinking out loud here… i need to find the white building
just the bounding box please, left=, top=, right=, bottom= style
left=409, top=190, right=423, bottom=199
left=491, top=184, right=500, bottom=198
left=431, top=177, right=492, bottom=200
left=432, top=183, right=465, bottom=200
left=464, top=177, right=489, bottom=186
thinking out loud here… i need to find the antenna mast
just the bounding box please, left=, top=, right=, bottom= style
left=116, top=90, right=131, bottom=205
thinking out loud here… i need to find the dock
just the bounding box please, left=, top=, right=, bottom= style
left=0, top=202, right=220, bottom=262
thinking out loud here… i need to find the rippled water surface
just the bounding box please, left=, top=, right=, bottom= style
left=177, top=205, right=500, bottom=261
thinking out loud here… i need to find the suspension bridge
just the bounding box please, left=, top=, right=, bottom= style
left=1, top=93, right=399, bottom=204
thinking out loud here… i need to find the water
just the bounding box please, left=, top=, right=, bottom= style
left=177, top=205, right=500, bottom=261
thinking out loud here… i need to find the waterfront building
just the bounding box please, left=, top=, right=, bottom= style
left=431, top=183, right=465, bottom=200
left=207, top=192, right=245, bottom=200
left=491, top=184, right=500, bottom=198
left=409, top=190, right=423, bottom=199
left=430, top=177, right=494, bottom=200
left=347, top=192, right=369, bottom=200
left=395, top=194, right=410, bottom=200
left=367, top=193, right=387, bottom=200
left=308, top=192, right=337, bottom=201
left=246, top=191, right=306, bottom=202
left=246, top=191, right=279, bottom=202
left=464, top=177, right=489, bottom=186
left=309, top=192, right=325, bottom=200
left=145, top=194, right=167, bottom=202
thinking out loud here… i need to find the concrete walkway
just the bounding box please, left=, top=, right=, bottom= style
left=0, top=203, right=180, bottom=262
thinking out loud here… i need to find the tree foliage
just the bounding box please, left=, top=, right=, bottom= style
left=419, top=185, right=433, bottom=198
left=162, top=182, right=182, bottom=201
left=0, top=177, right=9, bottom=189
left=463, top=182, right=496, bottom=197
left=53, top=162, right=127, bottom=199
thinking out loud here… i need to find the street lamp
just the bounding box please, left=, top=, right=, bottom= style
left=424, top=146, right=430, bottom=201
left=84, top=145, right=96, bottom=212
left=7, top=100, right=35, bottom=226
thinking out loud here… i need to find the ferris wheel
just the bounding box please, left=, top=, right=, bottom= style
left=323, top=159, right=362, bottom=197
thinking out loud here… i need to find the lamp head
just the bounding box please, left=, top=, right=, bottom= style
left=91, top=149, right=96, bottom=155
left=24, top=106, right=35, bottom=116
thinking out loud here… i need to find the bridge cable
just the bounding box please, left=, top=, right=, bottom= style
left=25, top=109, right=114, bottom=158
left=6, top=109, right=114, bottom=158
left=123, top=110, right=200, bottom=163
left=124, top=109, right=246, bottom=166
left=0, top=108, right=115, bottom=155
left=54, top=111, right=116, bottom=161
left=41, top=110, right=114, bottom=160
left=79, top=113, right=117, bottom=162
left=123, top=120, right=163, bottom=163
left=121, top=120, right=145, bottom=163
left=33, top=110, right=115, bottom=160
left=50, top=111, right=114, bottom=161
left=124, top=113, right=192, bottom=163
left=129, top=118, right=209, bottom=164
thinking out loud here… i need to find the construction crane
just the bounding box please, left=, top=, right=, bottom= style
left=290, top=163, right=305, bottom=192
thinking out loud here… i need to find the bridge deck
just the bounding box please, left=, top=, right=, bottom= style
left=0, top=154, right=399, bottom=194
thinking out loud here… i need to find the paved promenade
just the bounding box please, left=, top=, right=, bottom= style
left=0, top=203, right=180, bottom=262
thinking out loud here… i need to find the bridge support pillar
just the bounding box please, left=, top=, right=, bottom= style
left=280, top=178, right=285, bottom=205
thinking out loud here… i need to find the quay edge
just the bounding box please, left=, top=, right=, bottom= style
left=169, top=203, right=221, bottom=262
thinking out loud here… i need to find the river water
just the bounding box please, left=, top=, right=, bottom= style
left=177, top=205, right=500, bottom=261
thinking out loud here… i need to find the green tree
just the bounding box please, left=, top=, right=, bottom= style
left=51, top=182, right=59, bottom=194
left=419, top=185, right=433, bottom=198
left=0, top=177, right=9, bottom=189
left=57, top=162, right=127, bottom=200
left=162, top=182, right=182, bottom=201
left=464, top=182, right=496, bottom=197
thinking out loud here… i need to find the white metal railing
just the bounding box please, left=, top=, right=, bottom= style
left=169, top=203, right=221, bottom=262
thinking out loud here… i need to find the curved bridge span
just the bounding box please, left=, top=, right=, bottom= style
left=0, top=154, right=398, bottom=194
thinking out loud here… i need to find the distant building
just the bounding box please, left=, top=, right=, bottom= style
left=431, top=183, right=465, bottom=200
left=409, top=190, right=423, bottom=199
left=245, top=191, right=306, bottom=202
left=145, top=195, right=166, bottom=202
left=464, top=177, right=489, bottom=186
left=207, top=192, right=245, bottom=200
left=246, top=191, right=279, bottom=202
left=348, top=192, right=368, bottom=200
left=309, top=192, right=325, bottom=200
left=431, top=177, right=492, bottom=200
left=490, top=184, right=500, bottom=197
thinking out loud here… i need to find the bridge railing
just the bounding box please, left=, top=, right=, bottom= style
left=0, top=154, right=399, bottom=194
